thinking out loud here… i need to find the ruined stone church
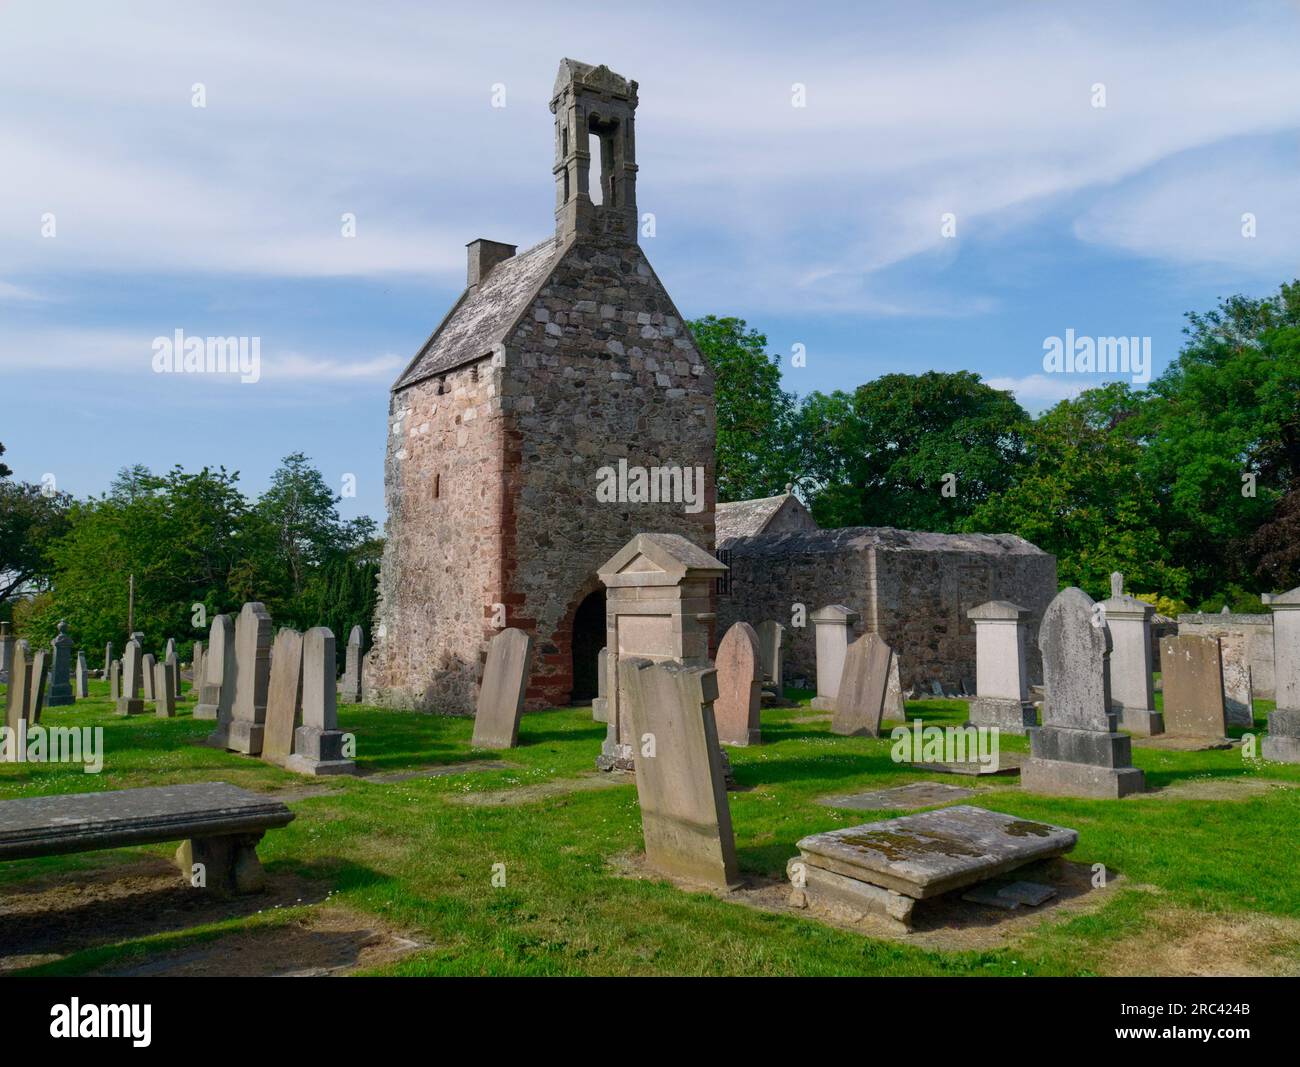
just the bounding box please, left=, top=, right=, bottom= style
left=367, top=59, right=1057, bottom=714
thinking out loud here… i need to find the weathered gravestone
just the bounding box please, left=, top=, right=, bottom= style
left=714, top=622, right=762, bottom=746
left=1101, top=573, right=1162, bottom=735
left=261, top=628, right=304, bottom=763
left=884, top=651, right=906, bottom=722
left=27, top=650, right=49, bottom=725
left=592, top=646, right=610, bottom=723
left=286, top=627, right=357, bottom=776
left=75, top=651, right=89, bottom=698
left=142, top=654, right=157, bottom=701
left=966, top=600, right=1036, bottom=734
left=1263, top=586, right=1300, bottom=763
left=338, top=625, right=364, bottom=703
left=191, top=640, right=205, bottom=697
left=621, top=658, right=740, bottom=890
left=831, top=633, right=892, bottom=737
left=103, top=640, right=113, bottom=676
left=154, top=661, right=177, bottom=718
left=0, top=621, right=13, bottom=685
left=165, top=639, right=181, bottom=698
left=810, top=605, right=860, bottom=711
left=194, top=615, right=232, bottom=721
left=1217, top=633, right=1255, bottom=728
left=1159, top=635, right=1229, bottom=742
left=471, top=628, right=534, bottom=750
left=755, top=619, right=786, bottom=694
left=47, top=621, right=75, bottom=707
left=110, top=660, right=121, bottom=702
left=4, top=642, right=32, bottom=736
left=207, top=603, right=272, bottom=754
left=1020, top=587, right=1145, bottom=798
left=117, top=639, right=146, bottom=716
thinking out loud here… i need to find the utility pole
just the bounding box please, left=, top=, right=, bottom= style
left=127, top=573, right=135, bottom=636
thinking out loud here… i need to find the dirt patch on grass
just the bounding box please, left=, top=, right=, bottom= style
left=1098, top=907, right=1300, bottom=977
left=451, top=770, right=634, bottom=807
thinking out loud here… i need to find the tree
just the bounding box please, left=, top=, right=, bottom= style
left=688, top=316, right=800, bottom=501
left=0, top=445, right=72, bottom=612
left=250, top=453, right=353, bottom=602
left=798, top=371, right=1029, bottom=531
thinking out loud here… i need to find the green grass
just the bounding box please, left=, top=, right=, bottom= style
left=3, top=680, right=1300, bottom=976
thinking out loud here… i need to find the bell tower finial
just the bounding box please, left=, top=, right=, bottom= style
left=550, top=59, right=639, bottom=243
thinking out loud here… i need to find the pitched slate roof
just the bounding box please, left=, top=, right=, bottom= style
left=393, top=235, right=562, bottom=392
left=715, top=493, right=793, bottom=543
left=724, top=527, right=1050, bottom=558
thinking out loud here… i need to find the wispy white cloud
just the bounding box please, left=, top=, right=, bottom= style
left=986, top=373, right=1090, bottom=413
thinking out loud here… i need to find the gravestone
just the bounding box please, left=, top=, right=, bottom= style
left=194, top=616, right=232, bottom=720
left=286, top=627, right=358, bottom=776
left=1263, top=586, right=1300, bottom=763
left=1100, top=574, right=1162, bottom=735
left=1217, top=634, right=1254, bottom=727
left=4, top=643, right=32, bottom=735
left=755, top=620, right=786, bottom=693
left=810, top=605, right=860, bottom=711
left=28, top=650, right=49, bottom=724
left=1020, top=587, right=1144, bottom=798
left=1159, top=635, right=1229, bottom=741
left=713, top=622, right=762, bottom=746
left=207, top=603, right=272, bottom=754
left=118, top=638, right=146, bottom=716
left=966, top=600, right=1036, bottom=734
left=596, top=533, right=726, bottom=771
left=471, top=628, right=534, bottom=749
left=165, top=639, right=181, bottom=698
left=831, top=633, right=892, bottom=737
left=338, top=625, right=364, bottom=703
left=884, top=651, right=906, bottom=722
left=103, top=640, right=113, bottom=676
left=261, top=628, right=304, bottom=763
left=191, top=640, right=205, bottom=697
left=621, top=658, right=740, bottom=890
left=110, top=660, right=121, bottom=702
left=75, top=651, right=89, bottom=698
left=142, top=654, right=157, bottom=700
left=592, top=646, right=609, bottom=723
left=46, top=621, right=75, bottom=707
left=0, top=621, right=13, bottom=685
left=153, top=661, right=177, bottom=718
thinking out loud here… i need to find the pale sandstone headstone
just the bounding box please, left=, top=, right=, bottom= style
left=883, top=651, right=906, bottom=722
left=1021, top=587, right=1144, bottom=798
left=191, top=640, right=205, bottom=697
left=714, top=622, right=762, bottom=746
left=142, top=654, right=157, bottom=700
left=4, top=642, right=32, bottom=735
left=1217, top=633, right=1255, bottom=727
left=165, top=639, right=181, bottom=699
left=118, top=639, right=146, bottom=716
left=1159, top=634, right=1228, bottom=741
left=966, top=600, right=1036, bottom=734
left=153, top=661, right=177, bottom=717
left=471, top=627, right=534, bottom=749
left=338, top=624, right=364, bottom=703
left=195, top=616, right=231, bottom=720
left=1100, top=576, right=1162, bottom=735
left=621, top=658, right=740, bottom=890
left=75, top=651, right=89, bottom=698
left=286, top=627, right=358, bottom=776
left=261, top=628, right=304, bottom=763
left=832, top=633, right=892, bottom=737
left=755, top=620, right=786, bottom=693
left=27, top=650, right=48, bottom=724
left=207, top=603, right=272, bottom=754
left=1263, top=586, right=1300, bottom=763
left=811, top=604, right=860, bottom=711
left=110, top=659, right=121, bottom=702
left=46, top=621, right=75, bottom=707
left=103, top=640, right=113, bottom=676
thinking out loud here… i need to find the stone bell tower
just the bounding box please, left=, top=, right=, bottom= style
left=552, top=59, right=639, bottom=243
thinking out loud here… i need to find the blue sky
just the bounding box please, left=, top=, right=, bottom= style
left=2, top=0, right=1298, bottom=525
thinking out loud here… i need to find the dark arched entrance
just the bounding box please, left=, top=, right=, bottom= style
left=570, top=589, right=606, bottom=703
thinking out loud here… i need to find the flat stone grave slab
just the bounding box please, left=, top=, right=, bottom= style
left=914, top=751, right=1023, bottom=776
left=795, top=805, right=1077, bottom=901
left=819, top=782, right=978, bottom=812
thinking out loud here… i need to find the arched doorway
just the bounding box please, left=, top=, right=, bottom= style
left=570, top=589, right=606, bottom=703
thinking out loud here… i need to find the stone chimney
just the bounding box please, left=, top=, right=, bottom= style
left=466, top=239, right=517, bottom=287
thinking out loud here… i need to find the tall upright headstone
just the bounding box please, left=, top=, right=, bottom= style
left=1021, top=587, right=1144, bottom=798
left=592, top=646, right=610, bottom=723
left=286, top=627, right=358, bottom=776
left=262, top=628, right=305, bottom=763
left=755, top=620, right=786, bottom=694
left=621, top=658, right=740, bottom=889
left=966, top=600, right=1036, bottom=734
left=1100, top=574, right=1162, bottom=735
left=713, top=622, right=762, bottom=746
left=0, top=621, right=14, bottom=685
left=471, top=628, right=535, bottom=749
left=191, top=640, right=205, bottom=697
left=1263, top=586, right=1300, bottom=763
left=117, top=637, right=146, bottom=716
left=596, top=533, right=726, bottom=772
left=46, top=621, right=75, bottom=707
left=4, top=642, right=32, bottom=734
left=142, top=654, right=157, bottom=700
left=194, top=616, right=231, bottom=720
left=810, top=605, right=859, bottom=711
left=153, top=661, right=177, bottom=718
left=831, top=633, right=893, bottom=737
left=207, top=602, right=272, bottom=754
left=75, top=651, right=89, bottom=698
left=27, top=650, right=49, bottom=725
left=338, top=625, right=364, bottom=703
left=1217, top=634, right=1255, bottom=727
left=110, top=660, right=121, bottom=702
left=1159, top=634, right=1229, bottom=741
left=164, top=639, right=181, bottom=698
left=103, top=640, right=113, bottom=676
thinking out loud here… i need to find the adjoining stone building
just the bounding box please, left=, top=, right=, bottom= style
left=366, top=59, right=716, bottom=714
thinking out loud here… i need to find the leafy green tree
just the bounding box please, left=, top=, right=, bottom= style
left=0, top=446, right=72, bottom=612
left=798, top=371, right=1029, bottom=532
left=688, top=316, right=800, bottom=501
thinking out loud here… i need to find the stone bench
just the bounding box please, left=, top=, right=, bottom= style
left=0, top=782, right=294, bottom=895
left=787, top=805, right=1077, bottom=932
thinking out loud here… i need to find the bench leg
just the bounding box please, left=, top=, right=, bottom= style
left=175, top=832, right=268, bottom=896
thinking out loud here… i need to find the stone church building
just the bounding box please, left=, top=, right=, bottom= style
left=367, top=59, right=1058, bottom=714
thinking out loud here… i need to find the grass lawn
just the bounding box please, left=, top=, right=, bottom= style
left=3, top=679, right=1300, bottom=976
